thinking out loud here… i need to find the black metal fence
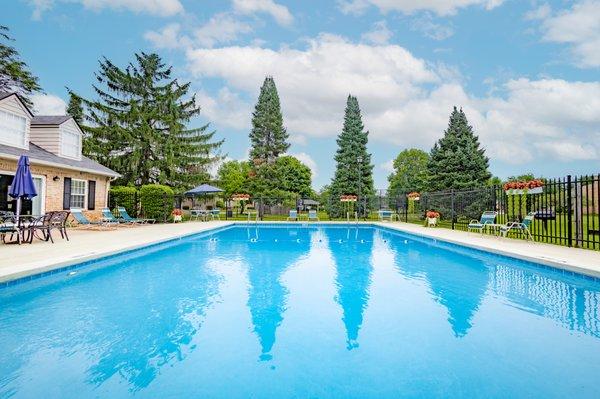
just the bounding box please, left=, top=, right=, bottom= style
left=386, top=174, right=599, bottom=250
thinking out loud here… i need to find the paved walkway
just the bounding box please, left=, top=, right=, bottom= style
left=0, top=221, right=234, bottom=283
left=1, top=220, right=599, bottom=284
left=373, top=222, right=600, bottom=278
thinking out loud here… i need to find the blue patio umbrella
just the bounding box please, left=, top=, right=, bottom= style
left=9, top=155, right=38, bottom=218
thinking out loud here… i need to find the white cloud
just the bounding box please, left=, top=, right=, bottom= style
left=361, top=20, right=393, bottom=44
left=536, top=1, right=600, bottom=68
left=380, top=159, right=394, bottom=173
left=31, top=93, right=67, bottom=115
left=185, top=34, right=600, bottom=164
left=28, top=0, right=183, bottom=19
left=290, top=152, right=318, bottom=178
left=144, top=23, right=192, bottom=50
left=410, top=15, right=454, bottom=40
left=338, top=0, right=504, bottom=16
left=232, top=0, right=293, bottom=26
left=194, top=13, right=253, bottom=48
left=524, top=3, right=551, bottom=20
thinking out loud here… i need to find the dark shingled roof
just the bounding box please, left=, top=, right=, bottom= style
left=31, top=115, right=72, bottom=125
left=0, top=92, right=13, bottom=101
left=0, top=142, right=119, bottom=177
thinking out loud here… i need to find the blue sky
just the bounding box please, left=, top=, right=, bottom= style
left=6, top=0, right=600, bottom=189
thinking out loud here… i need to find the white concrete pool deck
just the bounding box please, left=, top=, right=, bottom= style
left=1, top=220, right=599, bottom=283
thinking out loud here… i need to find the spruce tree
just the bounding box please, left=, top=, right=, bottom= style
left=66, top=90, right=84, bottom=124
left=328, top=95, right=374, bottom=217
left=249, top=76, right=289, bottom=163
left=81, top=52, right=222, bottom=189
left=427, top=106, right=491, bottom=191
left=0, top=26, right=42, bottom=107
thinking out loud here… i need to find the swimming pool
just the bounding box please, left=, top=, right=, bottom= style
left=1, top=224, right=600, bottom=398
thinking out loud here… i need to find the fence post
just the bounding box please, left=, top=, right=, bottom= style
left=451, top=189, right=455, bottom=230
left=567, top=175, right=572, bottom=247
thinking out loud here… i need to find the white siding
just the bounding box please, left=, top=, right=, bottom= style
left=30, top=125, right=60, bottom=155
left=0, top=95, right=30, bottom=149
left=59, top=119, right=82, bottom=160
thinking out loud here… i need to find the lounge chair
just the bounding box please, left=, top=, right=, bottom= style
left=378, top=209, right=395, bottom=222
left=499, top=212, right=536, bottom=240
left=287, top=210, right=298, bottom=221
left=0, top=213, right=20, bottom=244
left=102, top=208, right=135, bottom=226
left=117, top=207, right=155, bottom=224
left=71, top=208, right=117, bottom=230
left=210, top=209, right=221, bottom=220
left=468, top=211, right=498, bottom=234
left=308, top=209, right=319, bottom=221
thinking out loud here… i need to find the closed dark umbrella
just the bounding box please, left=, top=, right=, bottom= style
left=9, top=155, right=38, bottom=220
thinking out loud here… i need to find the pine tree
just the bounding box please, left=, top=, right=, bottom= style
left=66, top=90, right=83, bottom=124
left=0, top=26, right=42, bottom=107
left=249, top=76, right=289, bottom=163
left=81, top=52, right=223, bottom=189
left=427, top=106, right=491, bottom=191
left=328, top=95, right=374, bottom=217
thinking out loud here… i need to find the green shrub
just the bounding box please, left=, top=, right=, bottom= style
left=139, top=184, right=174, bottom=222
left=109, top=186, right=138, bottom=216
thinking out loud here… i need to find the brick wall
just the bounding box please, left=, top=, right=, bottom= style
left=0, top=157, right=111, bottom=219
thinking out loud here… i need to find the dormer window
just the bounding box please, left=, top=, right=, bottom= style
left=61, top=128, right=81, bottom=159
left=0, top=109, right=27, bottom=148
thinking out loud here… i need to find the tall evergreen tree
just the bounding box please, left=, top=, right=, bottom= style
left=81, top=52, right=223, bottom=189
left=0, top=25, right=42, bottom=106
left=66, top=90, right=84, bottom=123
left=427, top=106, right=491, bottom=191
left=249, top=76, right=289, bottom=163
left=328, top=95, right=374, bottom=217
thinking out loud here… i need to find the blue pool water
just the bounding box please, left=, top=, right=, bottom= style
left=1, top=225, right=600, bottom=398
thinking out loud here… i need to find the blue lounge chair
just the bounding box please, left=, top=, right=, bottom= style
left=308, top=209, right=319, bottom=221
left=287, top=210, right=298, bottom=221
left=500, top=212, right=536, bottom=240
left=378, top=209, right=395, bottom=222
left=210, top=209, right=221, bottom=220
left=117, top=207, right=155, bottom=224
left=468, top=211, right=498, bottom=234
left=71, top=208, right=117, bottom=229
left=102, top=208, right=135, bottom=226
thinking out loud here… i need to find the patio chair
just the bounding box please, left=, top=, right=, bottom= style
left=499, top=212, right=536, bottom=240
left=27, top=212, right=56, bottom=243
left=378, top=209, right=395, bottom=222
left=102, top=208, right=135, bottom=226
left=71, top=208, right=117, bottom=230
left=210, top=209, right=221, bottom=220
left=117, top=207, right=155, bottom=224
left=49, top=211, right=70, bottom=241
left=308, top=209, right=319, bottom=221
left=287, top=210, right=298, bottom=221
left=0, top=213, right=20, bottom=244
left=468, top=211, right=498, bottom=234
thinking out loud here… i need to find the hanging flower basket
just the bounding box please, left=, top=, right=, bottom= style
left=340, top=195, right=358, bottom=202
left=407, top=192, right=420, bottom=200
left=503, top=180, right=544, bottom=195
left=232, top=193, right=250, bottom=201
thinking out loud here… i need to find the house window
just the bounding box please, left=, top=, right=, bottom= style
left=61, top=130, right=81, bottom=158
left=0, top=109, right=27, bottom=148
left=70, top=179, right=86, bottom=209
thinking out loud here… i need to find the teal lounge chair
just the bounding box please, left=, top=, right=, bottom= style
left=102, top=208, right=135, bottom=226
left=378, top=209, right=395, bottom=222
left=117, top=207, right=155, bottom=224
left=210, top=209, right=221, bottom=220
left=71, top=208, right=117, bottom=229
left=287, top=210, right=298, bottom=221
left=308, top=209, right=319, bottom=221
left=468, top=211, right=498, bottom=234
left=500, top=212, right=536, bottom=240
